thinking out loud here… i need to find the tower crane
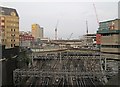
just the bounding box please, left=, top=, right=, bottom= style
left=93, top=3, right=99, bottom=25
left=67, top=33, right=73, bottom=40
left=55, top=20, right=59, bottom=40
left=86, top=20, right=88, bottom=34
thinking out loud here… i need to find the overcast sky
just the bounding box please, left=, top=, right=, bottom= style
left=0, top=1, right=119, bottom=39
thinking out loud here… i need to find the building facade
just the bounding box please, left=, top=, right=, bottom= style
left=0, top=6, right=19, bottom=49
left=20, top=31, right=34, bottom=47
left=0, top=6, right=19, bottom=86
left=97, top=19, right=120, bottom=58
left=82, top=34, right=96, bottom=48
left=31, top=24, right=44, bottom=40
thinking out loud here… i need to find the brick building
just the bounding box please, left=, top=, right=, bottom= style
left=19, top=32, right=34, bottom=47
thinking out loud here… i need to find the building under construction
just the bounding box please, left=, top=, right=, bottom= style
left=13, top=47, right=119, bottom=86
left=97, top=19, right=120, bottom=59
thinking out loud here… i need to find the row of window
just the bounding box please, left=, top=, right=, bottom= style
left=101, top=45, right=120, bottom=48
left=0, top=20, right=5, bottom=22
left=11, top=44, right=16, bottom=47
left=2, top=39, right=16, bottom=42
left=11, top=29, right=16, bottom=32
left=0, top=17, right=5, bottom=20
left=6, top=29, right=16, bottom=32
left=6, top=20, right=19, bottom=23
left=20, top=37, right=34, bottom=39
left=20, top=38, right=34, bottom=41
left=6, top=26, right=19, bottom=29
left=102, top=33, right=120, bottom=36
left=0, top=16, right=18, bottom=21
left=0, top=22, right=4, bottom=26
left=11, top=39, right=15, bottom=42
left=6, top=23, right=18, bottom=27
left=6, top=18, right=18, bottom=21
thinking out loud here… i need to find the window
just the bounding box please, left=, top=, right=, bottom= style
left=2, top=20, right=4, bottom=22
left=11, top=34, right=15, bottom=36
left=11, top=44, right=13, bottom=47
left=1, top=17, right=4, bottom=20
left=102, top=45, right=120, bottom=48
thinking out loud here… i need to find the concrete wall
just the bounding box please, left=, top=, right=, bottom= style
left=1, top=46, right=19, bottom=86
left=20, top=40, right=31, bottom=47
left=102, top=53, right=120, bottom=59
left=2, top=58, right=17, bottom=86
left=2, top=46, right=19, bottom=58
left=101, top=34, right=120, bottom=45
left=101, top=48, right=120, bottom=53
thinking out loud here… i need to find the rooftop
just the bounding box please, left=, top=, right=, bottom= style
left=99, top=18, right=120, bottom=23
left=0, top=6, right=19, bottom=17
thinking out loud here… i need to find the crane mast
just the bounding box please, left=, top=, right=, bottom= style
left=68, top=33, right=73, bottom=40
left=86, top=20, right=88, bottom=34
left=93, top=3, right=99, bottom=25
left=55, top=20, right=59, bottom=40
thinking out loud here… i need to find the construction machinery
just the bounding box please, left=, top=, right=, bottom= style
left=67, top=33, right=73, bottom=40
left=55, top=20, right=59, bottom=40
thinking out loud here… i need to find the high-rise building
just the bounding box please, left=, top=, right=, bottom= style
left=0, top=6, right=19, bottom=86
left=0, top=6, right=19, bottom=49
left=31, top=24, right=44, bottom=40
left=97, top=19, right=120, bottom=59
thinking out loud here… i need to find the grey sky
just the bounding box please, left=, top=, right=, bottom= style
left=0, top=1, right=118, bottom=39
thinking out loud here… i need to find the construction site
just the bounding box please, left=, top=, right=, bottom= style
left=13, top=47, right=119, bottom=86
left=13, top=3, right=119, bottom=86
left=0, top=2, right=120, bottom=87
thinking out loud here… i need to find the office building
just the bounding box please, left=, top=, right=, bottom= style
left=31, top=24, right=44, bottom=40
left=0, top=6, right=19, bottom=49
